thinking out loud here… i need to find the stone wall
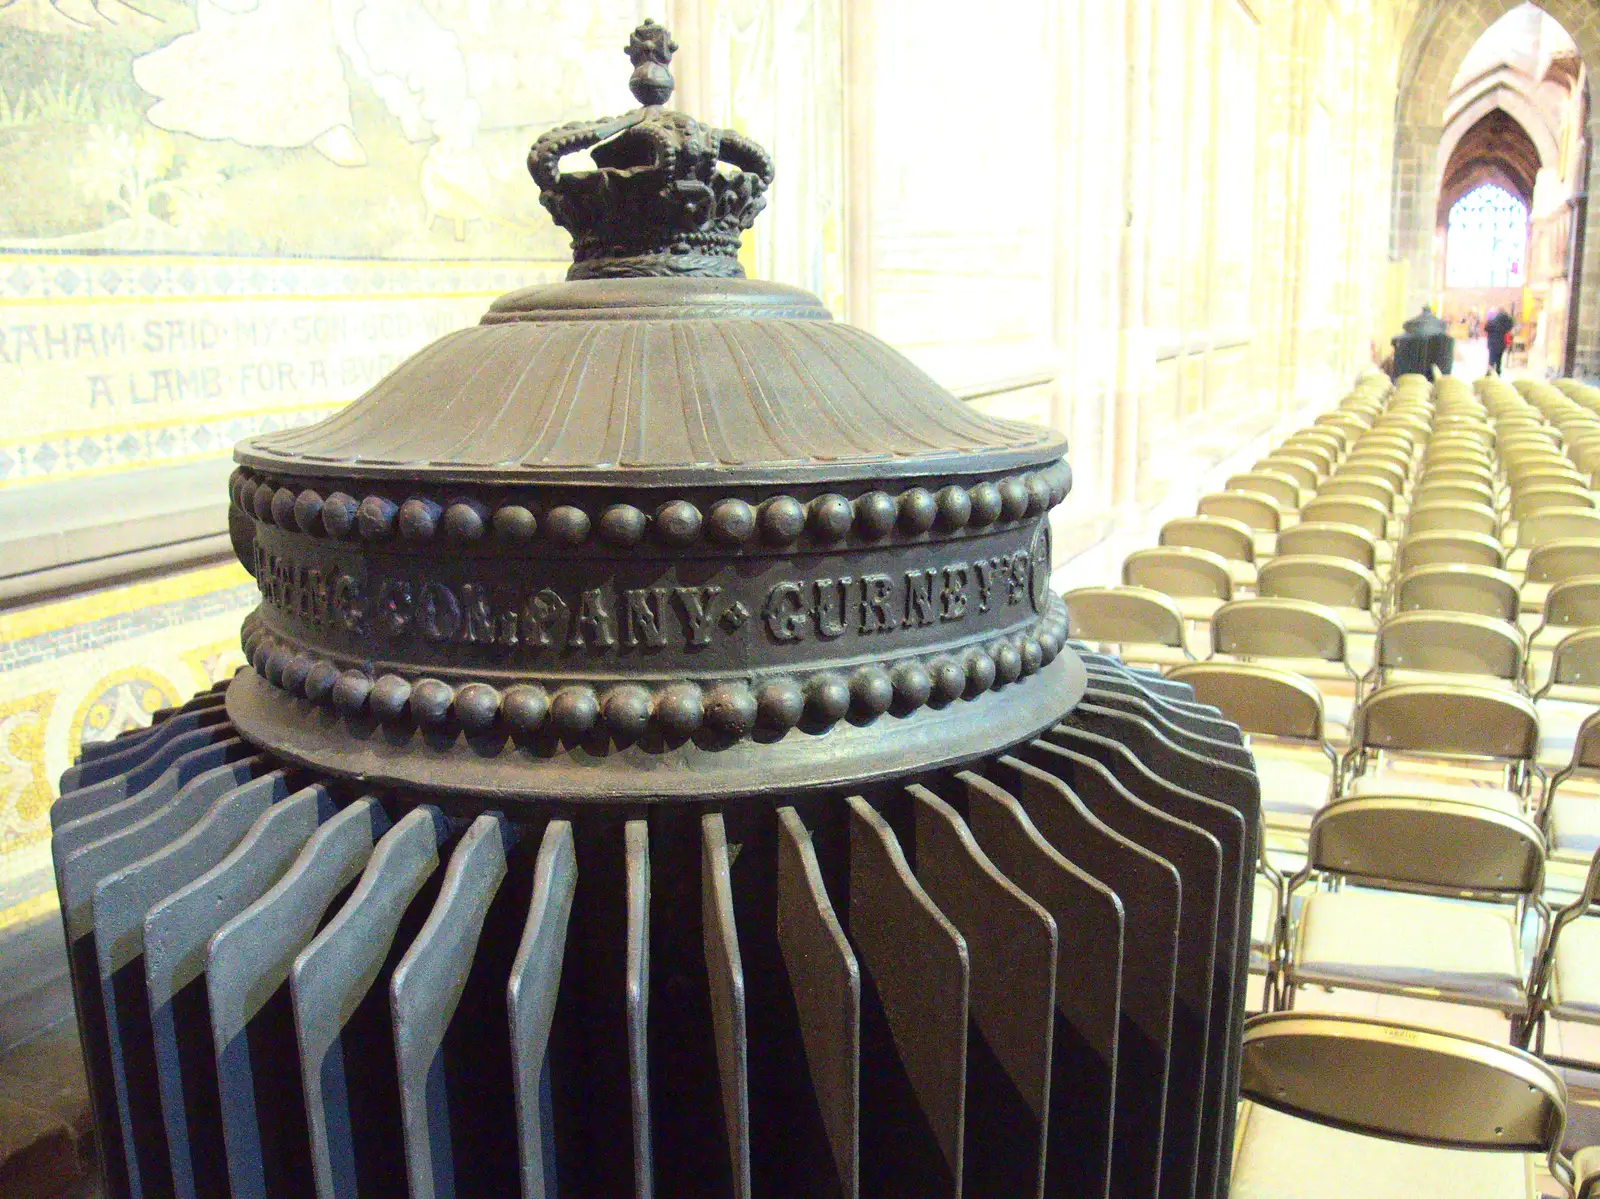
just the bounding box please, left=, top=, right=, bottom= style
left=0, top=0, right=1419, bottom=946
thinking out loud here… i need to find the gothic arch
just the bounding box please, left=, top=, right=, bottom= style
left=1391, top=0, right=1600, bottom=372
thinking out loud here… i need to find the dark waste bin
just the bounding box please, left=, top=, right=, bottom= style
left=1391, top=308, right=1453, bottom=378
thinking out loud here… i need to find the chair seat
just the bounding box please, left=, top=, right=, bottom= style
left=1553, top=914, right=1600, bottom=1025
left=1548, top=793, right=1600, bottom=862
left=1253, top=746, right=1335, bottom=824
left=1536, top=698, right=1600, bottom=769
left=1174, top=595, right=1228, bottom=623
left=1345, top=774, right=1524, bottom=814
left=1320, top=605, right=1378, bottom=635
left=1231, top=1103, right=1536, bottom=1199
left=1520, top=580, right=1551, bottom=614
left=1291, top=888, right=1525, bottom=1010
left=1381, top=668, right=1519, bottom=692
left=1227, top=560, right=1259, bottom=589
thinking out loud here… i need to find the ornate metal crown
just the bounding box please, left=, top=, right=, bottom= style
left=528, top=19, right=775, bottom=279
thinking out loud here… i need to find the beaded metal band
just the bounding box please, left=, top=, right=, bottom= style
left=231, top=461, right=1073, bottom=551
left=241, top=595, right=1068, bottom=742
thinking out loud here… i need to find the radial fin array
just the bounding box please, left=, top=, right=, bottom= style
left=52, top=651, right=1257, bottom=1199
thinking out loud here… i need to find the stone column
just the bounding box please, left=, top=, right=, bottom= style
left=1570, top=118, right=1600, bottom=378
left=1390, top=121, right=1443, bottom=319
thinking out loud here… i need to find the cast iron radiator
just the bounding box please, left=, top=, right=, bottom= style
left=50, top=21, right=1260, bottom=1199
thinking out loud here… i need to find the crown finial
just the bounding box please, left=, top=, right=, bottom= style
left=527, top=20, right=774, bottom=280
left=626, top=19, right=677, bottom=105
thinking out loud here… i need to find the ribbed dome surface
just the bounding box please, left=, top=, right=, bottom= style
left=237, top=280, right=1059, bottom=486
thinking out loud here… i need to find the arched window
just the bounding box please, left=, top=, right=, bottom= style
left=1445, top=184, right=1528, bottom=288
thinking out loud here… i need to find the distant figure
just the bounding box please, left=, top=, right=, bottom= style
left=1467, top=309, right=1481, bottom=339
left=1485, top=308, right=1515, bottom=374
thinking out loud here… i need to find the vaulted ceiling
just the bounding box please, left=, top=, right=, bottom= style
left=1438, top=107, right=1542, bottom=215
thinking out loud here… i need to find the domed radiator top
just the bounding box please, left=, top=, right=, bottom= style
left=50, top=21, right=1258, bottom=1199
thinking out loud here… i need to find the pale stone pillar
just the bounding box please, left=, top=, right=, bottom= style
left=1570, top=118, right=1600, bottom=377
left=1390, top=121, right=1444, bottom=318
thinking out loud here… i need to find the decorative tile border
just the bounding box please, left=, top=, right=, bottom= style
left=0, top=583, right=258, bottom=675
left=0, top=253, right=557, bottom=303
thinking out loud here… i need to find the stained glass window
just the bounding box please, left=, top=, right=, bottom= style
left=1445, top=184, right=1528, bottom=288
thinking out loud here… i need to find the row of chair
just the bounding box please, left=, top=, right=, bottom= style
left=1066, top=369, right=1600, bottom=1050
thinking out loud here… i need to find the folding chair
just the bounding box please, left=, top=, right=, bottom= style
left=1532, top=711, right=1600, bottom=866
left=1533, top=629, right=1600, bottom=771
left=1197, top=492, right=1281, bottom=555
left=1168, top=662, right=1338, bottom=834
left=1340, top=682, right=1542, bottom=819
left=1279, top=792, right=1545, bottom=1019
left=1122, top=546, right=1233, bottom=627
left=1528, top=577, right=1600, bottom=663
left=1232, top=1012, right=1586, bottom=1199
left=1371, top=611, right=1525, bottom=694
left=1423, top=463, right=1497, bottom=492
left=1511, top=486, right=1596, bottom=524
left=1413, top=480, right=1496, bottom=510
left=1257, top=555, right=1381, bottom=637
left=1393, top=564, right=1519, bottom=624
left=1275, top=522, right=1378, bottom=572
left=1257, top=454, right=1321, bottom=491
left=1315, top=475, right=1395, bottom=511
left=1523, top=540, right=1600, bottom=615
left=1228, top=471, right=1303, bottom=513
left=1064, top=585, right=1195, bottom=668
left=1406, top=501, right=1499, bottom=539
left=1159, top=515, right=1257, bottom=589
left=1511, top=512, right=1600, bottom=573
left=1340, top=455, right=1407, bottom=493
left=1209, top=597, right=1364, bottom=685
left=1394, top=531, right=1506, bottom=572
left=1300, top=497, right=1390, bottom=550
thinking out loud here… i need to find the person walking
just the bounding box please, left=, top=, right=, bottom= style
left=1485, top=308, right=1515, bottom=374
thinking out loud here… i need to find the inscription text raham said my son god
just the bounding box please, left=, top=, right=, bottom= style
left=254, top=547, right=1044, bottom=656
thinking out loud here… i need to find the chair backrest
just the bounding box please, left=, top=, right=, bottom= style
left=1301, top=496, right=1388, bottom=538
left=1282, top=437, right=1338, bottom=472
left=1512, top=485, right=1597, bottom=521
left=1210, top=597, right=1347, bottom=664
left=1309, top=795, right=1545, bottom=896
left=1240, top=1014, right=1566, bottom=1153
left=1546, top=628, right=1600, bottom=693
left=1557, top=710, right=1600, bottom=773
left=1166, top=661, right=1325, bottom=742
left=1316, top=475, right=1394, bottom=510
left=1519, top=510, right=1600, bottom=549
left=1543, top=577, right=1600, bottom=629
left=1405, top=500, right=1498, bottom=538
left=1275, top=522, right=1377, bottom=569
left=1412, top=480, right=1495, bottom=509
left=1352, top=681, right=1538, bottom=762
left=1347, top=443, right=1411, bottom=473
left=1258, top=554, right=1378, bottom=610
left=1394, top=531, right=1506, bottom=572
left=1526, top=539, right=1600, bottom=584
left=1509, top=464, right=1590, bottom=493
left=1341, top=456, right=1405, bottom=491
left=1393, top=564, right=1519, bottom=622
left=1158, top=515, right=1255, bottom=563
left=1198, top=491, right=1281, bottom=532
left=1064, top=586, right=1187, bottom=649
left=1257, top=455, right=1320, bottom=489
left=1375, top=611, right=1524, bottom=684
left=1122, top=546, right=1233, bottom=599
left=1227, top=471, right=1300, bottom=510
left=1421, top=463, right=1496, bottom=491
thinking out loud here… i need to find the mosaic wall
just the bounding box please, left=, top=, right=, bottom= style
left=0, top=563, right=257, bottom=930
